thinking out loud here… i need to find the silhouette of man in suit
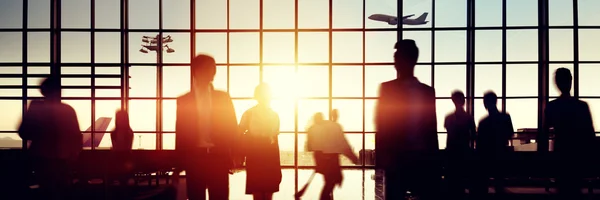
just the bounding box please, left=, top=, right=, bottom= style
left=174, top=54, right=239, bottom=200
left=18, top=76, right=82, bottom=200
left=473, top=91, right=514, bottom=196
left=542, top=68, right=595, bottom=198
left=444, top=90, right=476, bottom=198
left=374, top=39, right=440, bottom=200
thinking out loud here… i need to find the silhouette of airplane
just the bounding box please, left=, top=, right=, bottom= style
left=368, top=12, right=429, bottom=25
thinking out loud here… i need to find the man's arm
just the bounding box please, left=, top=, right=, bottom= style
left=18, top=102, right=41, bottom=141
left=220, top=92, right=241, bottom=167
left=505, top=114, right=515, bottom=146
left=469, top=117, right=477, bottom=149
left=374, top=84, right=388, bottom=168
left=425, top=87, right=439, bottom=151
left=582, top=102, right=596, bottom=147
left=64, top=105, right=82, bottom=161
left=539, top=106, right=552, bottom=152
left=174, top=97, right=188, bottom=169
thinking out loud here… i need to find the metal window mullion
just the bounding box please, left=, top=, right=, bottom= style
left=430, top=0, right=435, bottom=89
left=466, top=0, right=475, bottom=116
left=21, top=0, right=29, bottom=149
left=361, top=0, right=366, bottom=197
left=293, top=0, right=299, bottom=195
left=157, top=0, right=164, bottom=150
left=501, top=0, right=507, bottom=112
left=120, top=0, right=130, bottom=112
left=537, top=0, right=550, bottom=152
left=226, top=0, right=230, bottom=93
left=259, top=0, right=263, bottom=83
left=328, top=0, right=332, bottom=118
left=190, top=0, right=196, bottom=85
left=50, top=0, right=61, bottom=78
left=397, top=0, right=403, bottom=41
left=91, top=0, right=97, bottom=150
left=573, top=0, right=579, bottom=98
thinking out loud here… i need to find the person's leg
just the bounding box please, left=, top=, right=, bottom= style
left=319, top=182, right=335, bottom=200
left=186, top=159, right=208, bottom=200
left=264, top=192, right=274, bottom=200
left=252, top=193, right=264, bottom=200
left=207, top=160, right=230, bottom=200
left=384, top=170, right=406, bottom=200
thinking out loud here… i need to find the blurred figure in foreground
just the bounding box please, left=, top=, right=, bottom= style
left=542, top=68, right=595, bottom=199
left=238, top=83, right=282, bottom=200
left=374, top=39, right=440, bottom=200
left=110, top=109, right=134, bottom=199
left=18, top=76, right=82, bottom=200
left=306, top=110, right=359, bottom=200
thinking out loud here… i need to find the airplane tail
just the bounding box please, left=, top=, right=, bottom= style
left=82, top=117, right=113, bottom=148
left=415, top=12, right=429, bottom=22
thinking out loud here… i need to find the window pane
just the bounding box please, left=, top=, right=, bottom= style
left=506, top=30, right=538, bottom=62
left=578, top=0, right=600, bottom=26
left=163, top=100, right=176, bottom=132
left=28, top=32, right=50, bottom=62
left=0, top=100, right=21, bottom=131
left=333, top=0, right=363, bottom=28
left=233, top=100, right=256, bottom=124
left=365, top=65, right=395, bottom=97
left=402, top=0, right=432, bottom=29
left=333, top=32, right=363, bottom=63
left=95, top=100, right=120, bottom=131
left=163, top=0, right=190, bottom=29
left=163, top=133, right=175, bottom=150
left=95, top=32, right=121, bottom=63
left=230, top=0, right=259, bottom=29
left=579, top=64, right=600, bottom=96
left=365, top=100, right=376, bottom=132
left=438, top=133, right=448, bottom=149
left=229, top=33, right=259, bottom=64
left=62, top=32, right=91, bottom=63
left=549, top=0, right=573, bottom=26
left=264, top=0, right=294, bottom=29
left=332, top=66, right=363, bottom=97
left=475, top=30, right=502, bottom=62
left=473, top=99, right=487, bottom=127
left=475, top=65, right=502, bottom=97
left=213, top=66, right=228, bottom=91
left=163, top=66, right=190, bottom=98
left=263, top=33, right=294, bottom=63
left=129, top=100, right=156, bottom=132
left=297, top=66, right=329, bottom=98
left=549, top=64, right=574, bottom=97
left=475, top=0, right=501, bottom=27
left=0, top=0, right=22, bottom=28
left=133, top=133, right=156, bottom=150
left=437, top=99, right=455, bottom=132
left=579, top=30, right=600, bottom=62
left=263, top=66, right=296, bottom=99
left=434, top=65, right=466, bottom=98
left=434, top=31, right=466, bottom=62
left=298, top=32, right=329, bottom=63
left=0, top=33, right=22, bottom=62
left=332, top=100, right=363, bottom=132
left=162, top=33, right=191, bottom=64
left=582, top=99, right=600, bottom=132
left=506, top=64, right=538, bottom=97
left=366, top=31, right=395, bottom=63
left=129, top=66, right=157, bottom=97
left=298, top=100, right=329, bottom=131
left=0, top=89, right=21, bottom=97
left=272, top=99, right=295, bottom=132
left=506, top=99, right=538, bottom=130
left=29, top=0, right=50, bottom=28
left=366, top=0, right=397, bottom=29
left=0, top=133, right=23, bottom=149
left=195, top=33, right=227, bottom=64
left=283, top=133, right=301, bottom=165
left=61, top=0, right=90, bottom=28
left=95, top=0, right=120, bottom=29
left=63, top=100, right=92, bottom=132
left=549, top=29, right=574, bottom=61
left=298, top=0, right=328, bottom=29
left=403, top=31, right=432, bottom=63
left=434, top=0, right=466, bottom=27
left=229, top=66, right=259, bottom=98
left=129, top=0, right=158, bottom=29
left=195, top=0, right=227, bottom=29
left=506, top=0, right=537, bottom=26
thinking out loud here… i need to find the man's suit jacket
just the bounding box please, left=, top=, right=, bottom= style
left=175, top=88, right=240, bottom=169
left=374, top=78, right=438, bottom=169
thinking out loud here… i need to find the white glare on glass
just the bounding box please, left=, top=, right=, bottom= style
left=506, top=30, right=538, bottom=61
left=263, top=0, right=294, bottom=29
left=434, top=31, right=466, bottom=62
left=578, top=30, right=600, bottom=61
left=228, top=66, right=259, bottom=98
left=332, top=100, right=363, bottom=132
left=128, top=100, right=157, bottom=131
left=364, top=100, right=376, bottom=132
left=129, top=66, right=157, bottom=97
left=271, top=99, right=294, bottom=132
left=332, top=0, right=363, bottom=28
left=434, top=65, right=466, bottom=98
left=195, top=0, right=227, bottom=29
left=162, top=100, right=176, bottom=132
left=436, top=99, right=455, bottom=132
left=365, top=65, right=396, bottom=97
left=163, top=66, right=191, bottom=98
left=229, top=0, right=259, bottom=29
left=506, top=64, right=538, bottom=97
left=196, top=33, right=227, bottom=64
left=332, top=66, right=363, bottom=97
left=549, top=29, right=574, bottom=61
left=414, top=65, right=431, bottom=86
left=229, top=33, right=259, bottom=64
left=298, top=100, right=329, bottom=131
left=298, top=0, right=329, bottom=29
left=263, top=33, right=295, bottom=63
left=365, top=32, right=396, bottom=63
left=133, top=133, right=156, bottom=150
left=474, top=65, right=502, bottom=97
left=262, top=66, right=296, bottom=99
left=213, top=66, right=228, bottom=91
left=332, top=32, right=363, bottom=63
left=579, top=64, right=600, bottom=96
left=95, top=33, right=121, bottom=63
left=297, top=66, right=329, bottom=97
left=232, top=100, right=256, bottom=124
left=506, top=99, right=538, bottom=130
left=298, top=32, right=329, bottom=63
left=0, top=100, right=21, bottom=131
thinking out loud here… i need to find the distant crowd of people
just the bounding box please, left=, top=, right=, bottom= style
left=14, top=39, right=596, bottom=200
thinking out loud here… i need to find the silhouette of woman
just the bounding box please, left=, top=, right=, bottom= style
left=239, top=83, right=282, bottom=200
left=110, top=109, right=134, bottom=193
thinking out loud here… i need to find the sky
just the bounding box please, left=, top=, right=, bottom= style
left=1, top=0, right=600, bottom=153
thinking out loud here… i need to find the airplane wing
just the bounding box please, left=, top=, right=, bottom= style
left=82, top=117, right=113, bottom=148
left=402, top=14, right=415, bottom=19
